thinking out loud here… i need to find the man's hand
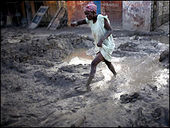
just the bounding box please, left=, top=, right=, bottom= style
left=71, top=22, right=77, bottom=27
left=97, top=39, right=103, bottom=47
left=71, top=19, right=87, bottom=27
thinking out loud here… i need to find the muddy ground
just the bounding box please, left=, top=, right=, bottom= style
left=1, top=24, right=169, bottom=127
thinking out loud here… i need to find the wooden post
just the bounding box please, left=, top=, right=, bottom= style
left=21, top=1, right=26, bottom=18
left=30, top=1, right=36, bottom=16
left=25, top=1, right=32, bottom=25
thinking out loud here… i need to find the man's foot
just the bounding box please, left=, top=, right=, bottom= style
left=75, top=86, right=88, bottom=92
left=86, top=85, right=91, bottom=92
left=113, top=72, right=117, bottom=77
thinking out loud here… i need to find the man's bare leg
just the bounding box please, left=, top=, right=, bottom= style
left=86, top=52, right=104, bottom=91
left=104, top=59, right=117, bottom=77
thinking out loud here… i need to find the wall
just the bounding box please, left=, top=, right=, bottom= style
left=156, top=1, right=169, bottom=27
left=157, top=1, right=169, bottom=26
left=151, top=1, right=169, bottom=31
left=101, top=1, right=122, bottom=25
left=33, top=1, right=67, bottom=25
left=66, top=1, right=123, bottom=26
left=43, top=1, right=58, bottom=17
left=122, top=1, right=152, bottom=32
left=66, top=1, right=89, bottom=26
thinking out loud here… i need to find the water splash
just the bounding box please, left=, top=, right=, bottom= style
left=63, top=48, right=168, bottom=95
left=154, top=69, right=169, bottom=90
left=68, top=57, right=91, bottom=65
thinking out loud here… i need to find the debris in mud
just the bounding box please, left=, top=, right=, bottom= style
left=1, top=32, right=94, bottom=69
left=151, top=107, right=169, bottom=126
left=159, top=49, right=169, bottom=62
left=70, top=115, right=86, bottom=127
left=120, top=92, right=141, bottom=104
left=133, top=107, right=149, bottom=127
left=159, top=49, right=169, bottom=68
left=117, top=41, right=139, bottom=52
left=1, top=27, right=169, bottom=127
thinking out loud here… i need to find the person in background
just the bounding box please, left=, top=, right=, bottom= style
left=71, top=2, right=117, bottom=91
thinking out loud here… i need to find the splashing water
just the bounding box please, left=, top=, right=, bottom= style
left=63, top=49, right=168, bottom=97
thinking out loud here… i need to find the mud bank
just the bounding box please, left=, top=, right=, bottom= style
left=1, top=28, right=169, bottom=127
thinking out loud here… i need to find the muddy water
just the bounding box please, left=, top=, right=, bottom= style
left=64, top=49, right=93, bottom=65
left=1, top=29, right=169, bottom=127
left=59, top=47, right=169, bottom=127
left=111, top=55, right=168, bottom=96
left=62, top=48, right=169, bottom=95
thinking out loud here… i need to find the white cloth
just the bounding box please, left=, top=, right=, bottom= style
left=86, top=14, right=115, bottom=62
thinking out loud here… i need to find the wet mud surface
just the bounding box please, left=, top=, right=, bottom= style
left=1, top=27, right=169, bottom=127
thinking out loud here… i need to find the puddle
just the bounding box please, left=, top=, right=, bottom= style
left=61, top=49, right=168, bottom=94
left=49, top=46, right=168, bottom=98
left=48, top=49, right=93, bottom=72
left=64, top=49, right=93, bottom=65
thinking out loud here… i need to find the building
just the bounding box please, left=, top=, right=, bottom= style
left=1, top=1, right=169, bottom=32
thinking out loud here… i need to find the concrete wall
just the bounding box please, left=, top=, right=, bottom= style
left=122, top=1, right=152, bottom=32
left=66, top=1, right=89, bottom=26
left=101, top=1, right=122, bottom=25
left=3, top=1, right=168, bottom=31
left=157, top=1, right=169, bottom=26
left=156, top=1, right=169, bottom=28
left=151, top=1, right=169, bottom=31
left=66, top=1, right=123, bottom=26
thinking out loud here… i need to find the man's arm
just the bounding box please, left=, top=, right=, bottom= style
left=97, top=18, right=112, bottom=47
left=71, top=19, right=87, bottom=26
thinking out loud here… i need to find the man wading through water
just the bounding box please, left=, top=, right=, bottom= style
left=71, top=2, right=117, bottom=91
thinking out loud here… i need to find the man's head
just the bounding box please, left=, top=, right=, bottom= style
left=84, top=2, right=97, bottom=20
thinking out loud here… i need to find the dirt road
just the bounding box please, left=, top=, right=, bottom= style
left=1, top=25, right=169, bottom=127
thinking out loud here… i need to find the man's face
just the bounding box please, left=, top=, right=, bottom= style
left=84, top=10, right=94, bottom=20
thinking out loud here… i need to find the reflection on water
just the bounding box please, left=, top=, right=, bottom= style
left=64, top=49, right=93, bottom=65
left=67, top=57, right=91, bottom=65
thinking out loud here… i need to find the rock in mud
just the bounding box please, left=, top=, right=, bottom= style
left=117, top=41, right=139, bottom=52
left=159, top=49, right=169, bottom=68
left=120, top=92, right=140, bottom=104
left=151, top=107, right=169, bottom=126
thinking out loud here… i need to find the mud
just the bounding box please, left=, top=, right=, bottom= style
left=1, top=26, right=169, bottom=127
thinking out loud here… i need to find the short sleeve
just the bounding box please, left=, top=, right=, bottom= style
left=98, top=14, right=111, bottom=27
left=85, top=17, right=89, bottom=24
